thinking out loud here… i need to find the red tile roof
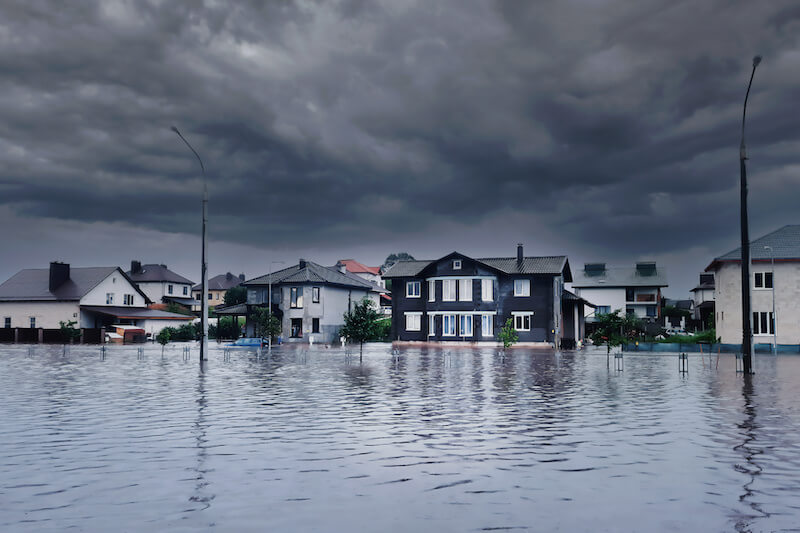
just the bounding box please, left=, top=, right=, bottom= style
left=338, top=259, right=381, bottom=275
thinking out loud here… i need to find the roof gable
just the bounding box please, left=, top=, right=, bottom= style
left=0, top=266, right=150, bottom=302
left=244, top=260, right=383, bottom=291
left=382, top=252, right=571, bottom=280
left=706, top=224, right=800, bottom=271
left=127, top=264, right=194, bottom=285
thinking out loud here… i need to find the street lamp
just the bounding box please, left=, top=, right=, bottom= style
left=171, top=126, right=209, bottom=364
left=267, top=260, right=285, bottom=351
left=739, top=55, right=761, bottom=374
left=764, top=245, right=776, bottom=353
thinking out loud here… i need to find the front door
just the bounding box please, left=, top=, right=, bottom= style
left=291, top=318, right=303, bottom=338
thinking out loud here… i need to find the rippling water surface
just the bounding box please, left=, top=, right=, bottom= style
left=2, top=344, right=800, bottom=532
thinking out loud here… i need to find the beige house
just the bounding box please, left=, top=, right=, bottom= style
left=192, top=272, right=245, bottom=311
left=706, top=225, right=800, bottom=346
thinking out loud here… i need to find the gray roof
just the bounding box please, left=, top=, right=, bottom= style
left=690, top=282, right=715, bottom=292
left=0, top=267, right=121, bottom=301
left=245, top=260, right=385, bottom=292
left=127, top=264, right=194, bottom=285
left=571, top=265, right=668, bottom=288
left=708, top=225, right=800, bottom=268
left=382, top=255, right=570, bottom=279
left=81, top=306, right=194, bottom=320
left=192, top=273, right=244, bottom=292
left=214, top=303, right=249, bottom=315
left=563, top=289, right=596, bottom=308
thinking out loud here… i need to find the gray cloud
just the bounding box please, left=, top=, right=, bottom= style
left=1, top=0, right=799, bottom=294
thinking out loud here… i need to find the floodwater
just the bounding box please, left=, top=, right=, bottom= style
left=1, top=344, right=799, bottom=532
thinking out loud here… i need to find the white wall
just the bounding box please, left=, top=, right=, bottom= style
left=138, top=318, right=194, bottom=337
left=715, top=262, right=800, bottom=344
left=136, top=281, right=192, bottom=303
left=82, top=271, right=148, bottom=307
left=0, top=301, right=80, bottom=329
left=572, top=287, right=626, bottom=318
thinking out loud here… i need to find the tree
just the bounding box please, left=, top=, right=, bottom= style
left=166, top=302, right=194, bottom=316
left=156, top=328, right=171, bottom=356
left=224, top=286, right=247, bottom=306
left=251, top=307, right=281, bottom=340
left=59, top=320, right=81, bottom=344
left=498, top=318, right=518, bottom=349
left=340, top=297, right=382, bottom=361
left=382, top=252, right=415, bottom=271
left=590, top=310, right=644, bottom=353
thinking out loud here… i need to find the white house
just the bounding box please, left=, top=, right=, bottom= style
left=690, top=273, right=715, bottom=326
left=127, top=261, right=197, bottom=309
left=569, top=262, right=668, bottom=323
left=0, top=262, right=194, bottom=338
left=706, top=224, right=800, bottom=346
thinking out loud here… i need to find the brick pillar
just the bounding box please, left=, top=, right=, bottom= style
left=100, top=327, right=106, bottom=344
left=14, top=328, right=19, bottom=343
left=38, top=328, right=43, bottom=343
left=79, top=328, right=84, bottom=344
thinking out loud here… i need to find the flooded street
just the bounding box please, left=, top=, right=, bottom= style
left=1, top=344, right=799, bottom=532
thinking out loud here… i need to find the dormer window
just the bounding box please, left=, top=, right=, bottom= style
left=453, top=260, right=462, bottom=270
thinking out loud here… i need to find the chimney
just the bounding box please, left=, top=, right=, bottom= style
left=239, top=273, right=245, bottom=282
left=160, top=264, right=167, bottom=270
left=49, top=262, right=70, bottom=292
left=130, top=260, right=142, bottom=274
left=517, top=243, right=524, bottom=265
left=226, top=272, right=233, bottom=281
left=336, top=261, right=347, bottom=274
left=299, top=259, right=307, bottom=269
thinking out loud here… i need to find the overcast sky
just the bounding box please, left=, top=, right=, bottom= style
left=1, top=0, right=799, bottom=296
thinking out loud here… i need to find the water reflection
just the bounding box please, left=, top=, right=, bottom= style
left=189, top=368, right=214, bottom=511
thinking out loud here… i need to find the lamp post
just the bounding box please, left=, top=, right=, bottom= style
left=267, top=260, right=285, bottom=351
left=171, top=126, right=209, bottom=364
left=739, top=56, right=761, bottom=374
left=764, top=245, right=776, bottom=353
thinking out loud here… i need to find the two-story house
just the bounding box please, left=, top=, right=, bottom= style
left=706, top=224, right=800, bottom=346
left=570, top=262, right=668, bottom=325
left=127, top=261, right=197, bottom=309
left=192, top=272, right=245, bottom=312
left=690, top=273, right=715, bottom=326
left=382, top=246, right=582, bottom=346
left=242, top=259, right=384, bottom=344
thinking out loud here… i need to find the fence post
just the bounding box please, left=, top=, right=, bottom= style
left=80, top=328, right=85, bottom=344
left=100, top=327, right=106, bottom=344
left=14, top=327, right=19, bottom=343
left=38, top=328, right=43, bottom=344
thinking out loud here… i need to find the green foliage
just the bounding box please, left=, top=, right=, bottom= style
left=223, top=286, right=247, bottom=306
left=156, top=329, right=171, bottom=346
left=382, top=252, right=415, bottom=271
left=341, top=297, right=382, bottom=357
left=251, top=307, right=281, bottom=340
left=209, top=317, right=241, bottom=339
left=498, top=318, right=518, bottom=349
left=159, top=323, right=198, bottom=342
left=166, top=302, right=195, bottom=316
left=375, top=317, right=392, bottom=342
left=590, top=310, right=645, bottom=350
left=59, top=320, right=81, bottom=343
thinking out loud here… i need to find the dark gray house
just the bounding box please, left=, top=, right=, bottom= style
left=382, top=246, right=587, bottom=347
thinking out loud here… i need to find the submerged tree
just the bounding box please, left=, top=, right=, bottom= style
left=340, top=297, right=381, bottom=361
left=251, top=307, right=281, bottom=341
left=498, top=318, right=518, bottom=350
left=590, top=310, right=644, bottom=354
left=59, top=320, right=81, bottom=344
left=156, top=328, right=171, bottom=357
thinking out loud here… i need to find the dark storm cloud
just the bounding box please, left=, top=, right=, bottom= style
left=1, top=0, right=800, bottom=280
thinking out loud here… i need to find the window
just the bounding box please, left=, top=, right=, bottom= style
left=248, top=290, right=257, bottom=304
left=168, top=284, right=174, bottom=294
left=513, top=313, right=532, bottom=331
left=458, top=279, right=472, bottom=301
left=106, top=293, right=114, bottom=304
left=442, top=314, right=456, bottom=336
left=459, top=314, right=473, bottom=336
left=123, top=294, right=134, bottom=305
left=312, top=318, right=320, bottom=333
left=596, top=306, right=610, bottom=315
left=406, top=281, right=421, bottom=298
left=752, top=312, right=774, bottom=335
left=481, top=279, right=493, bottom=301
left=428, top=280, right=435, bottom=302
left=481, top=315, right=493, bottom=337
left=290, top=318, right=303, bottom=337
left=453, top=260, right=462, bottom=270
left=429, top=314, right=435, bottom=336
left=290, top=287, right=303, bottom=308
left=405, top=313, right=421, bottom=331
left=754, top=272, right=773, bottom=289
left=442, top=279, right=456, bottom=301
left=208, top=293, right=213, bottom=300
left=183, top=286, right=188, bottom=295
left=30, top=317, right=36, bottom=328
left=312, top=287, right=320, bottom=303
left=646, top=306, right=657, bottom=317
left=4, top=317, right=10, bottom=328
left=514, top=279, right=530, bottom=297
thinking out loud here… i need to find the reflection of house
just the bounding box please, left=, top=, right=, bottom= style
left=0, top=262, right=193, bottom=337
left=382, top=245, right=588, bottom=347
left=127, top=261, right=197, bottom=309
left=243, top=259, right=384, bottom=344
left=192, top=272, right=245, bottom=311
left=570, top=262, right=668, bottom=323
left=706, top=224, right=800, bottom=346
left=690, top=273, right=715, bottom=325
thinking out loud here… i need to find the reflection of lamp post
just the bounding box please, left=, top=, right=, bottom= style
left=171, top=126, right=209, bottom=363
left=739, top=56, right=761, bottom=374
left=267, top=260, right=285, bottom=351
left=764, top=245, right=776, bottom=353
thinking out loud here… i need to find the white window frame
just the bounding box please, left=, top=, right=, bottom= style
left=106, top=293, right=114, bottom=305
left=514, top=279, right=531, bottom=297
left=453, top=260, right=462, bottom=270
left=481, top=315, right=493, bottom=337
left=3, top=317, right=10, bottom=328
left=513, top=312, right=533, bottom=331
left=405, top=312, right=422, bottom=332
left=428, top=314, right=435, bottom=336
left=752, top=311, right=774, bottom=335
left=458, top=279, right=472, bottom=301
left=168, top=284, right=174, bottom=295
left=459, top=314, right=473, bottom=337
left=30, top=317, right=36, bottom=328
left=290, top=287, right=303, bottom=308
left=481, top=279, right=493, bottom=302
left=442, top=314, right=456, bottom=336
left=428, top=280, right=435, bottom=302
left=442, top=279, right=456, bottom=301
left=123, top=294, right=134, bottom=305
left=406, top=281, right=421, bottom=298
left=312, top=286, right=320, bottom=303
left=754, top=272, right=773, bottom=290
